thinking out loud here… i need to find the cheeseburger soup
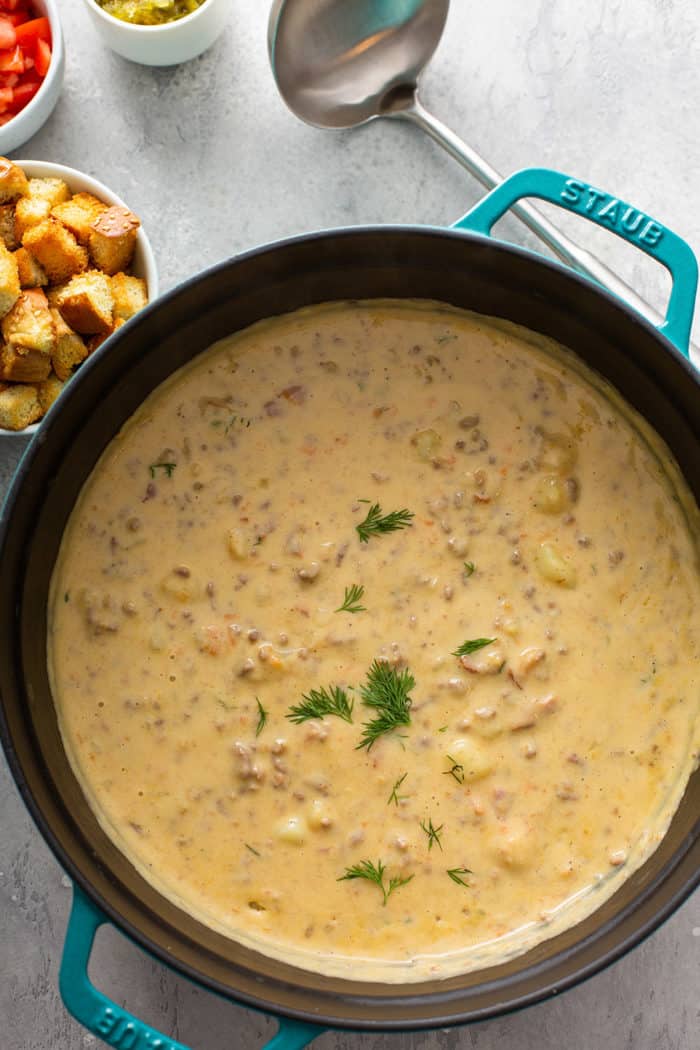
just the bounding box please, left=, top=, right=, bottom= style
left=49, top=301, right=700, bottom=981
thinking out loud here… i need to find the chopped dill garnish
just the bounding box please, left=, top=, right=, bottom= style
left=438, top=725, right=448, bottom=733
left=287, top=685, right=354, bottom=724
left=63, top=591, right=70, bottom=603
left=463, top=561, right=475, bottom=577
left=420, top=817, right=444, bottom=851
left=149, top=461, right=176, bottom=478
left=443, top=755, right=465, bottom=784
left=245, top=843, right=261, bottom=857
left=254, top=697, right=267, bottom=736
left=356, top=502, right=414, bottom=543
left=356, top=660, right=414, bottom=751
left=447, top=867, right=472, bottom=887
left=388, top=772, right=408, bottom=806
left=335, top=583, right=366, bottom=614
left=337, top=858, right=414, bottom=906
left=452, top=637, right=495, bottom=658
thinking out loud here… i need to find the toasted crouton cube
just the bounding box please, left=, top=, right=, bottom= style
left=86, top=318, right=124, bottom=355
left=46, top=283, right=67, bottom=309
left=88, top=206, right=139, bottom=275
left=0, top=204, right=18, bottom=250
left=37, top=373, right=65, bottom=414
left=50, top=308, right=88, bottom=380
left=0, top=242, right=20, bottom=318
left=55, top=271, right=114, bottom=334
left=111, top=272, right=148, bottom=321
left=14, top=246, right=48, bottom=288
left=22, top=219, right=88, bottom=284
left=0, top=383, right=42, bottom=430
left=0, top=158, right=29, bottom=204
left=15, top=177, right=71, bottom=240
left=2, top=289, right=55, bottom=354
left=0, top=342, right=52, bottom=382
left=52, top=192, right=107, bottom=244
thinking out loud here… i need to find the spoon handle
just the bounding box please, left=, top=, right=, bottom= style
left=398, top=96, right=691, bottom=343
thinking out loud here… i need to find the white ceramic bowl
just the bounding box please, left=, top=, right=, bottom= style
left=0, top=159, right=158, bottom=438
left=80, top=0, right=230, bottom=66
left=0, top=0, right=65, bottom=154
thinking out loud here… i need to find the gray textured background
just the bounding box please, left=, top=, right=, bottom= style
left=1, top=1, right=699, bottom=1047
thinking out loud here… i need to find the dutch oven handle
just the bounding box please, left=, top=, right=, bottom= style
left=452, top=167, right=698, bottom=358
left=60, top=885, right=324, bottom=1049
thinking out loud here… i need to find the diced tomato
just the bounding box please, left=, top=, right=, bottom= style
left=0, top=4, right=52, bottom=123
left=0, top=18, right=15, bottom=48
left=8, top=75, right=39, bottom=110
left=34, top=34, right=49, bottom=76
left=0, top=44, right=24, bottom=72
left=15, top=16, right=50, bottom=46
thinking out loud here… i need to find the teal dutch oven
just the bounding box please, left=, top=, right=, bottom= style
left=0, top=169, right=698, bottom=1049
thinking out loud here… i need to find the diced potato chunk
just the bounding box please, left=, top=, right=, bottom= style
left=448, top=736, right=494, bottom=781
left=535, top=542, right=577, bottom=587
left=276, top=815, right=307, bottom=845
left=532, top=474, right=571, bottom=514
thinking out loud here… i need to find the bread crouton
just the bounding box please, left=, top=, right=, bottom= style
left=0, top=382, right=42, bottom=430
left=50, top=308, right=88, bottom=380
left=0, top=204, right=18, bottom=251
left=86, top=318, right=124, bottom=355
left=2, top=289, right=55, bottom=354
left=88, top=206, right=139, bottom=275
left=37, top=373, right=65, bottom=414
left=0, top=342, right=52, bottom=382
left=0, top=158, right=29, bottom=204
left=46, top=282, right=67, bottom=309
left=0, top=242, right=20, bottom=318
left=52, top=192, right=107, bottom=244
left=111, top=272, right=148, bottom=321
left=22, top=218, right=88, bottom=284
left=55, top=271, right=114, bottom=334
left=14, top=246, right=48, bottom=288
left=15, top=177, right=71, bottom=240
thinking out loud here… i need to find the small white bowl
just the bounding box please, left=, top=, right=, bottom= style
left=80, top=0, right=230, bottom=66
left=0, top=0, right=65, bottom=154
left=0, top=159, right=158, bottom=438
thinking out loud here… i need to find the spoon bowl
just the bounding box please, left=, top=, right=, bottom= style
left=268, top=0, right=448, bottom=128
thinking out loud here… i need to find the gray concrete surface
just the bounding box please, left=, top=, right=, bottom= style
left=1, top=1, right=699, bottom=1047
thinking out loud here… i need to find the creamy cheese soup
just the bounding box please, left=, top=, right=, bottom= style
left=49, top=301, right=700, bottom=981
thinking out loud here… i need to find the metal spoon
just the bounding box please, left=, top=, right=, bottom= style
left=268, top=0, right=677, bottom=334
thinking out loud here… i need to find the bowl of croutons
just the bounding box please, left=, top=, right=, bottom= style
left=0, top=157, right=157, bottom=434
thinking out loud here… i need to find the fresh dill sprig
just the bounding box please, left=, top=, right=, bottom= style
left=254, top=697, right=267, bottom=737
left=335, top=583, right=366, bottom=614
left=447, top=867, right=472, bottom=887
left=245, top=843, right=261, bottom=857
left=356, top=660, right=414, bottom=751
left=356, top=502, right=414, bottom=543
left=443, top=755, right=465, bottom=784
left=337, top=858, right=414, bottom=906
left=287, top=685, right=354, bottom=724
left=463, top=561, right=476, bottom=577
left=388, top=772, right=408, bottom=806
left=149, top=461, right=176, bottom=478
left=452, top=637, right=495, bottom=658
left=420, top=817, right=444, bottom=851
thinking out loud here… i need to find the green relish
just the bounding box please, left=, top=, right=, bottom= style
left=97, top=0, right=205, bottom=25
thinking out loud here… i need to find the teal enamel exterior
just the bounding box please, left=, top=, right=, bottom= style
left=453, top=167, right=699, bottom=358
left=60, top=886, right=324, bottom=1049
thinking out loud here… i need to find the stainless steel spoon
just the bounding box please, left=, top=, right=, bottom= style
left=268, top=0, right=681, bottom=336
